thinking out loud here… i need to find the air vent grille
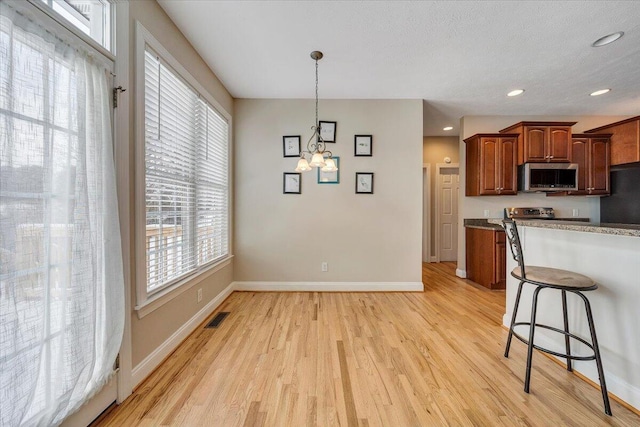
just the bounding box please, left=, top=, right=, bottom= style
left=205, top=312, right=229, bottom=328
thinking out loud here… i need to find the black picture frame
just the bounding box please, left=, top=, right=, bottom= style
left=318, top=120, right=337, bottom=143
left=283, top=172, right=301, bottom=194
left=283, top=135, right=301, bottom=157
left=354, top=135, right=373, bottom=156
left=355, top=172, right=374, bottom=194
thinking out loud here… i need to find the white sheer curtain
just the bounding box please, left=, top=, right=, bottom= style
left=0, top=2, right=124, bottom=426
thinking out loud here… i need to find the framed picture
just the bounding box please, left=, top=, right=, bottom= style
left=355, top=172, right=374, bottom=194
left=318, top=156, right=340, bottom=184
left=318, top=120, right=337, bottom=142
left=283, top=135, right=301, bottom=157
left=354, top=135, right=372, bottom=156
left=283, top=172, right=301, bottom=194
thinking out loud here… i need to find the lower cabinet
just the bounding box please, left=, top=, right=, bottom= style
left=465, top=227, right=506, bottom=290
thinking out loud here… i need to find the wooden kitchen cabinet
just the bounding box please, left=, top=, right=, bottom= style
left=465, top=227, right=506, bottom=290
left=585, top=116, right=640, bottom=166
left=464, top=133, right=518, bottom=196
left=500, top=121, right=576, bottom=165
left=496, top=234, right=506, bottom=288
left=570, top=134, right=611, bottom=196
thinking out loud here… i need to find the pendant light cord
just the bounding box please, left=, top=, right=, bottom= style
left=315, top=58, right=319, bottom=129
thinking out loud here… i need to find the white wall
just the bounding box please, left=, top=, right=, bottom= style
left=457, top=115, right=633, bottom=275
left=234, top=99, right=423, bottom=283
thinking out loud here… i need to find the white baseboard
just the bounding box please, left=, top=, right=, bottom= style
left=233, top=281, right=424, bottom=292
left=131, top=281, right=235, bottom=387
left=430, top=256, right=437, bottom=263
left=455, top=269, right=467, bottom=278
left=503, top=313, right=510, bottom=326
left=60, top=378, right=116, bottom=427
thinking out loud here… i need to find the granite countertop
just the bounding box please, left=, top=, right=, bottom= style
left=487, top=218, right=640, bottom=238
left=464, top=219, right=504, bottom=231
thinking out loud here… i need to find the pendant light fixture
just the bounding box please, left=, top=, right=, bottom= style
left=295, top=51, right=337, bottom=173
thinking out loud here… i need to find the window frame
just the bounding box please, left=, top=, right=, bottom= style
left=27, top=0, right=114, bottom=59
left=134, top=21, right=233, bottom=317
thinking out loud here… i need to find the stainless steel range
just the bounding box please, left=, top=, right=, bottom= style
left=504, top=207, right=555, bottom=220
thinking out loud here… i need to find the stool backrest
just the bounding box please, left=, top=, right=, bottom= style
left=502, top=219, right=526, bottom=278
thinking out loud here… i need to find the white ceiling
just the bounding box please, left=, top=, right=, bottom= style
left=157, top=1, right=640, bottom=136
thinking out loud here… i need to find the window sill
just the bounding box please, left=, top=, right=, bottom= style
left=135, top=255, right=233, bottom=319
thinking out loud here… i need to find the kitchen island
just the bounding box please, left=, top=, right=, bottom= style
left=488, top=218, right=640, bottom=411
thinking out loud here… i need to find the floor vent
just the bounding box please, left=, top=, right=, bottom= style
left=206, top=312, right=229, bottom=328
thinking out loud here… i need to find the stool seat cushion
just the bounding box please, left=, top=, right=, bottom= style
left=512, top=266, right=595, bottom=289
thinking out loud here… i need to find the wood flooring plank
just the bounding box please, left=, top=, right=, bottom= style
left=336, top=340, right=359, bottom=427
left=94, top=263, right=640, bottom=427
left=242, top=401, right=265, bottom=427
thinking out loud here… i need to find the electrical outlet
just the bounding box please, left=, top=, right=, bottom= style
left=484, top=209, right=490, bottom=218
left=572, top=209, right=579, bottom=217
left=197, top=288, right=202, bottom=303
left=321, top=262, right=328, bottom=272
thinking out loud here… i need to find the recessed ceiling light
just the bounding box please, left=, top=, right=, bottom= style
left=590, top=89, right=611, bottom=96
left=592, top=31, right=624, bottom=47
left=507, top=89, right=525, bottom=97
left=443, top=126, right=453, bottom=131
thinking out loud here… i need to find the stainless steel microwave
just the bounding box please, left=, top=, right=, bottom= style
left=518, top=163, right=579, bottom=192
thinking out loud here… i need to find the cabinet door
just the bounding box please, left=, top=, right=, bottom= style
left=524, top=127, right=546, bottom=162
left=494, top=231, right=506, bottom=289
left=499, top=137, right=517, bottom=194
left=570, top=138, right=588, bottom=195
left=479, top=137, right=499, bottom=195
left=466, top=227, right=501, bottom=289
left=589, top=138, right=610, bottom=194
left=608, top=120, right=640, bottom=165
left=548, top=127, right=572, bottom=162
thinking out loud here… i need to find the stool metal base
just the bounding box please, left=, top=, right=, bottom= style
left=510, top=322, right=598, bottom=361
left=504, top=280, right=612, bottom=416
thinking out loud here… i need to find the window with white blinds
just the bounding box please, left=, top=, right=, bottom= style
left=144, top=47, right=229, bottom=294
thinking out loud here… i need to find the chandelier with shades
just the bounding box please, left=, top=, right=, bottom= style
left=295, top=51, right=338, bottom=173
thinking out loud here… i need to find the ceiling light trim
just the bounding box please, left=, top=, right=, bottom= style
left=591, top=31, right=624, bottom=47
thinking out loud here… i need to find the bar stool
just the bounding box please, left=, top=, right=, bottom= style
left=502, top=219, right=611, bottom=416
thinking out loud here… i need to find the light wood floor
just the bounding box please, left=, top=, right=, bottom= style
left=95, top=263, right=640, bottom=426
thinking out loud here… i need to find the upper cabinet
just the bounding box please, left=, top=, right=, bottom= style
left=499, top=121, right=576, bottom=165
left=570, top=134, right=611, bottom=196
left=464, top=134, right=518, bottom=196
left=585, top=116, right=640, bottom=166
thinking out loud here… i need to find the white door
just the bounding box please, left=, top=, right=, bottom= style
left=438, top=167, right=459, bottom=262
